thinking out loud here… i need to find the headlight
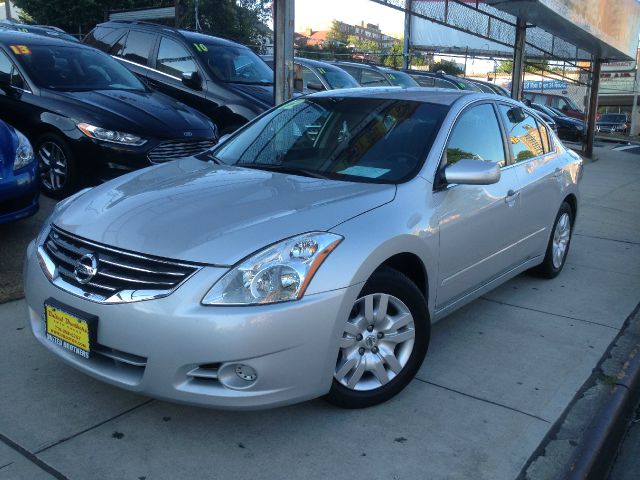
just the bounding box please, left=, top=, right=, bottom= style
left=202, top=232, right=343, bottom=305
left=576, top=125, right=584, bottom=131
left=77, top=123, right=146, bottom=146
left=13, top=130, right=34, bottom=170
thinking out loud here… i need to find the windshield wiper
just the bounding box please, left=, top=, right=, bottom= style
left=244, top=164, right=332, bottom=180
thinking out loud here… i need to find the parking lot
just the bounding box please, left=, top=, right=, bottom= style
left=0, top=144, right=637, bottom=479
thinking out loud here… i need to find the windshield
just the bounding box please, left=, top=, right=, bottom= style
left=383, top=70, right=419, bottom=88
left=197, top=44, right=273, bottom=85
left=319, top=66, right=360, bottom=89
left=210, top=97, right=447, bottom=184
left=599, top=114, right=626, bottom=123
left=12, top=45, right=145, bottom=92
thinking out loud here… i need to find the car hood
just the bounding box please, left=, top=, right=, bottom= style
left=47, top=89, right=213, bottom=138
left=53, top=158, right=396, bottom=265
left=227, top=83, right=274, bottom=109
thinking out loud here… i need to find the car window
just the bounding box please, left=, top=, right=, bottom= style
left=498, top=104, right=545, bottom=162
left=320, top=66, right=359, bottom=89
left=338, top=65, right=361, bottom=82
left=14, top=44, right=146, bottom=92
left=212, top=97, right=448, bottom=184
left=446, top=103, right=506, bottom=167
left=0, top=50, right=11, bottom=83
left=539, top=121, right=551, bottom=153
left=360, top=68, right=390, bottom=87
left=384, top=70, right=418, bottom=88
left=196, top=44, right=272, bottom=85
left=301, top=65, right=321, bottom=90
left=156, top=37, right=196, bottom=78
left=119, top=30, right=156, bottom=66
left=413, top=75, right=435, bottom=87
left=434, top=78, right=457, bottom=89
left=85, top=26, right=126, bottom=51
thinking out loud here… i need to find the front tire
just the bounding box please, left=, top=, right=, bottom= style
left=326, top=267, right=430, bottom=409
left=35, top=133, right=79, bottom=199
left=531, top=202, right=573, bottom=278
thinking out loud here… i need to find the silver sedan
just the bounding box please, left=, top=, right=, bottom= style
left=24, top=89, right=582, bottom=409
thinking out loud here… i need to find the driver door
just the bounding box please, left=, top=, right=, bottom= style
left=434, top=102, right=522, bottom=309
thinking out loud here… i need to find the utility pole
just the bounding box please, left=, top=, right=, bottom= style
left=631, top=65, right=639, bottom=136
left=273, top=0, right=294, bottom=105
left=174, top=0, right=185, bottom=28
left=402, top=0, right=413, bottom=70
left=4, top=0, right=12, bottom=21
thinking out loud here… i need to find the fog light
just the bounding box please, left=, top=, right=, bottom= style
left=218, top=363, right=258, bottom=390
left=235, top=364, right=257, bottom=382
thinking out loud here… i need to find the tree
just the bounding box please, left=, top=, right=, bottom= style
left=496, top=59, right=550, bottom=74
left=382, top=40, right=403, bottom=69
left=431, top=60, right=463, bottom=76
left=327, top=19, right=348, bottom=46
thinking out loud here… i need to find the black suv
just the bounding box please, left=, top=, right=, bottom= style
left=85, top=21, right=274, bottom=133
left=0, top=32, right=216, bottom=197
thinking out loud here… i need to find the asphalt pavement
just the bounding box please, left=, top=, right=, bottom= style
left=0, top=145, right=639, bottom=480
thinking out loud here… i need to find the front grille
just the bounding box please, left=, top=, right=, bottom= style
left=147, top=139, right=217, bottom=163
left=43, top=226, right=199, bottom=302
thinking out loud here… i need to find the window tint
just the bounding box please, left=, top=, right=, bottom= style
left=0, top=50, right=11, bottom=83
left=157, top=37, right=196, bottom=78
left=498, top=105, right=545, bottom=162
left=413, top=76, right=435, bottom=87
left=434, top=78, right=457, bottom=89
left=85, top=26, right=126, bottom=51
left=360, top=68, right=390, bottom=86
left=301, top=65, right=321, bottom=90
left=196, top=44, right=272, bottom=84
left=119, top=30, right=155, bottom=66
left=446, top=103, right=505, bottom=167
left=339, top=65, right=360, bottom=82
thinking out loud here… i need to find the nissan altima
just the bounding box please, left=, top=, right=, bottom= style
left=24, top=89, right=582, bottom=409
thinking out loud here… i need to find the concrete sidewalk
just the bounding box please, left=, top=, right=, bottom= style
left=1, top=147, right=639, bottom=480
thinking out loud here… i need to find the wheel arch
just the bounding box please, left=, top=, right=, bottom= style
left=563, top=193, right=578, bottom=223
left=376, top=252, right=429, bottom=303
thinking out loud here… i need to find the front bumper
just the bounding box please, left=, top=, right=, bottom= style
left=24, top=240, right=361, bottom=409
left=0, top=164, right=39, bottom=224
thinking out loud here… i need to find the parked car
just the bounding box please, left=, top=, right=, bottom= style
left=24, top=89, right=581, bottom=410
left=523, top=92, right=584, bottom=120
left=332, top=61, right=419, bottom=87
left=0, top=119, right=38, bottom=223
left=0, top=21, right=79, bottom=43
left=262, top=56, right=360, bottom=93
left=465, top=78, right=510, bottom=97
left=405, top=70, right=483, bottom=92
left=530, top=102, right=584, bottom=141
left=596, top=113, right=629, bottom=134
left=85, top=20, right=274, bottom=133
left=0, top=32, right=217, bottom=198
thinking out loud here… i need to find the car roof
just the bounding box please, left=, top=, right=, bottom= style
left=98, top=21, right=246, bottom=49
left=0, top=30, right=84, bottom=47
left=308, top=86, right=477, bottom=105
left=331, top=61, right=384, bottom=71
left=295, top=57, right=345, bottom=69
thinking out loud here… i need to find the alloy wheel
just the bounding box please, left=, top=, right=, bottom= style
left=552, top=212, right=571, bottom=269
left=39, top=141, right=68, bottom=191
left=335, top=293, right=415, bottom=391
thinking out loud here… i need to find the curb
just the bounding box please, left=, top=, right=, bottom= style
left=564, top=344, right=640, bottom=479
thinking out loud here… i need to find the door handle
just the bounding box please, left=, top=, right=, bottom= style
left=505, top=189, right=520, bottom=206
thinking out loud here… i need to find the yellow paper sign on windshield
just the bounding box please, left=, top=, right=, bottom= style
left=9, top=45, right=31, bottom=55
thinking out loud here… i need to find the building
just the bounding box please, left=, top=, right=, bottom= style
left=299, top=20, right=399, bottom=51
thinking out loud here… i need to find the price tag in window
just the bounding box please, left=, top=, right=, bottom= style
left=9, top=45, right=31, bottom=55
left=193, top=43, right=208, bottom=52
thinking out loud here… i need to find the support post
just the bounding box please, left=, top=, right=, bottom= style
left=584, top=58, right=602, bottom=159
left=273, top=0, right=294, bottom=105
left=402, top=0, right=413, bottom=70
left=631, top=66, right=639, bottom=136
left=511, top=17, right=526, bottom=100
left=4, top=0, right=11, bottom=20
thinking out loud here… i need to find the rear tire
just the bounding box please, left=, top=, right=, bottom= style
left=531, top=202, right=573, bottom=279
left=326, top=267, right=430, bottom=409
left=35, top=133, right=79, bottom=199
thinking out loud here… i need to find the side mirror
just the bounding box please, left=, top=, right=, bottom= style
left=181, top=71, right=202, bottom=90
left=444, top=159, right=501, bottom=185
left=306, top=81, right=325, bottom=91
left=507, top=106, right=527, bottom=123
left=0, top=74, right=11, bottom=91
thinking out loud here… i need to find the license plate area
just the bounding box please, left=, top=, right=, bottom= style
left=45, top=298, right=97, bottom=359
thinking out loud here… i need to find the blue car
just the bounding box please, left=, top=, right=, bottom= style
left=0, top=120, right=38, bottom=224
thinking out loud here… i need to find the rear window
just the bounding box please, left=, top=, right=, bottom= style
left=85, top=26, right=127, bottom=51
left=117, top=30, right=156, bottom=66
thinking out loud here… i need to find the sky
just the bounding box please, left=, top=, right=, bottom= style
left=294, top=0, right=405, bottom=37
